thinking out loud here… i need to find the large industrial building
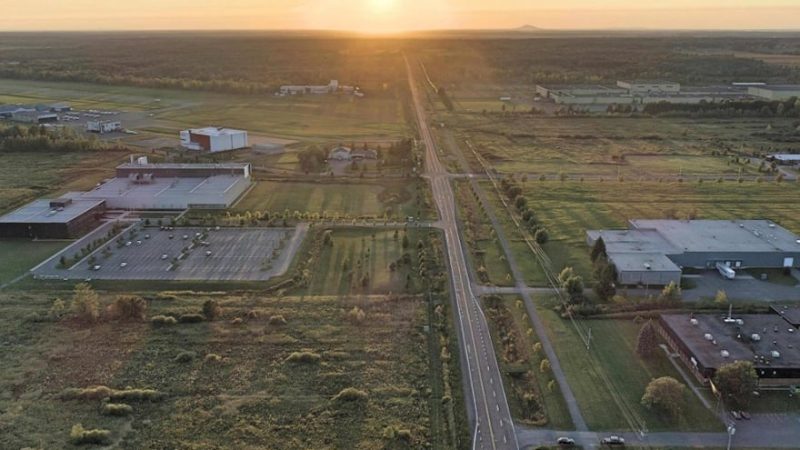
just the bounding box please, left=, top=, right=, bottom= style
left=748, top=85, right=800, bottom=101
left=0, top=197, right=105, bottom=239
left=180, top=127, right=248, bottom=153
left=587, top=220, right=800, bottom=286
left=658, top=308, right=800, bottom=386
left=66, top=161, right=253, bottom=210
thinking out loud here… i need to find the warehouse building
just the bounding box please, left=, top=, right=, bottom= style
left=180, top=127, right=248, bottom=153
left=767, top=154, right=800, bottom=166
left=748, top=85, right=800, bottom=101
left=0, top=197, right=105, bottom=239
left=66, top=161, right=253, bottom=210
left=617, top=80, right=681, bottom=94
left=587, top=219, right=800, bottom=286
left=657, top=310, right=800, bottom=386
left=536, top=81, right=754, bottom=108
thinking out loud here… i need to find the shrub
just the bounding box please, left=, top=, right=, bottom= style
left=151, top=315, right=178, bottom=326
left=332, top=387, right=368, bottom=402
left=109, top=388, right=162, bottom=402
left=245, top=310, right=259, bottom=320
left=230, top=317, right=243, bottom=325
left=202, top=299, right=221, bottom=321
left=268, top=314, right=287, bottom=325
left=346, top=306, right=366, bottom=323
left=109, top=295, right=147, bottom=321
left=101, top=402, right=133, bottom=416
left=204, top=353, right=223, bottom=363
left=534, top=228, right=549, bottom=244
left=69, top=424, right=112, bottom=445
left=60, top=386, right=113, bottom=401
left=70, top=283, right=100, bottom=323
left=178, top=313, right=205, bottom=323
left=285, top=351, right=321, bottom=364
left=174, top=351, right=196, bottom=363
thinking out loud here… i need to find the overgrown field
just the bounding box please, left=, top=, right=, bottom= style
left=452, top=115, right=798, bottom=177
left=0, top=150, right=125, bottom=213
left=0, top=289, right=466, bottom=449
left=234, top=179, right=434, bottom=220
left=534, top=297, right=722, bottom=432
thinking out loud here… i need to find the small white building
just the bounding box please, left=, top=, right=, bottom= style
left=86, top=120, right=122, bottom=134
left=279, top=80, right=339, bottom=96
left=328, top=146, right=352, bottom=161
left=180, top=127, right=248, bottom=153
left=617, top=80, right=681, bottom=94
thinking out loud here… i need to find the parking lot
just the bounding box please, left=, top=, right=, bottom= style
left=34, top=225, right=305, bottom=281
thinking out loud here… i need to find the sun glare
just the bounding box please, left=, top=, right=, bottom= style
left=367, top=0, right=397, bottom=14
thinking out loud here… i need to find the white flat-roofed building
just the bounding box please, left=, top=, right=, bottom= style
left=180, top=127, right=248, bottom=153
left=86, top=120, right=122, bottom=134
left=617, top=80, right=681, bottom=94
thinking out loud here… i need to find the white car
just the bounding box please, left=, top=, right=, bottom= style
left=120, top=262, right=128, bottom=268
left=161, top=254, right=169, bottom=260
left=205, top=251, right=212, bottom=257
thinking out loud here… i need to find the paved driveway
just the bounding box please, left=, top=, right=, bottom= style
left=682, top=271, right=800, bottom=302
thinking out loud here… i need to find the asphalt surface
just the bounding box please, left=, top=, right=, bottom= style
left=34, top=225, right=305, bottom=281
left=406, top=55, right=518, bottom=450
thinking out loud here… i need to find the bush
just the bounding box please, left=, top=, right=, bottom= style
left=268, top=314, right=287, bottom=325
left=230, top=317, right=243, bottom=325
left=70, top=282, right=100, bottom=323
left=202, top=299, right=221, bottom=321
left=285, top=351, right=321, bottom=364
left=109, top=388, right=162, bottom=402
left=150, top=315, right=178, bottom=326
left=204, top=353, right=223, bottom=363
left=174, top=351, right=196, bottom=363
left=534, top=228, right=549, bottom=244
left=332, top=387, right=368, bottom=402
left=346, top=306, right=366, bottom=323
left=178, top=313, right=205, bottom=323
left=109, top=295, right=147, bottom=321
left=60, top=386, right=113, bottom=401
left=69, top=424, right=112, bottom=445
left=101, top=402, right=133, bottom=416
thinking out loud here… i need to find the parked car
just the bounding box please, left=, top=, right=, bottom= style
left=161, top=254, right=169, bottom=260
left=731, top=410, right=742, bottom=420
left=120, top=262, right=128, bottom=268
left=740, top=411, right=751, bottom=420
left=557, top=436, right=576, bottom=447
left=601, top=436, right=625, bottom=446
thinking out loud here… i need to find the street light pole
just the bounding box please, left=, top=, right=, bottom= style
left=726, top=424, right=736, bottom=450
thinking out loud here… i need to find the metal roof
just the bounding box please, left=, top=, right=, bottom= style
left=630, top=219, right=800, bottom=253
left=116, top=162, right=250, bottom=171
left=0, top=198, right=104, bottom=224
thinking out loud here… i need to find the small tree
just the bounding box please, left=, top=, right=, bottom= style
left=109, top=295, right=147, bottom=321
left=70, top=282, right=99, bottom=323
left=636, top=320, right=659, bottom=358
left=659, top=281, right=681, bottom=302
left=641, top=376, right=686, bottom=419
left=593, top=261, right=617, bottom=302
left=202, top=299, right=221, bottom=321
left=534, top=228, right=549, bottom=244
left=590, top=237, right=607, bottom=263
left=714, top=360, right=758, bottom=409
left=715, top=290, right=728, bottom=305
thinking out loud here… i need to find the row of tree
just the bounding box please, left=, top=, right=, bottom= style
left=499, top=177, right=549, bottom=244
left=0, top=124, right=123, bottom=153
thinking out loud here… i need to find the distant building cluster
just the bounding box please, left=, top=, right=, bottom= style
left=277, top=80, right=363, bottom=97
left=587, top=220, right=800, bottom=286
left=536, top=80, right=800, bottom=109
left=0, top=103, right=69, bottom=124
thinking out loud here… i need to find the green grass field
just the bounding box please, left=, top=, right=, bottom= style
left=535, top=299, right=723, bottom=432
left=235, top=179, right=433, bottom=220
left=482, top=180, right=800, bottom=283
left=301, top=227, right=422, bottom=296
left=0, top=240, right=69, bottom=285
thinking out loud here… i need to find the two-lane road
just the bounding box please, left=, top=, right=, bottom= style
left=405, top=55, right=518, bottom=450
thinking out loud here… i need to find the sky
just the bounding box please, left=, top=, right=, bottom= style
left=3, top=0, right=800, bottom=32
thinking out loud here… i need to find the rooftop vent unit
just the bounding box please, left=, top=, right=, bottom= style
left=751, top=333, right=761, bottom=341
left=704, top=333, right=714, bottom=341
left=644, top=263, right=651, bottom=270
left=771, top=351, right=781, bottom=359
left=690, top=318, right=699, bottom=326
left=721, top=350, right=730, bottom=358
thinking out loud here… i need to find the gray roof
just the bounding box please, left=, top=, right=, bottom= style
left=630, top=219, right=800, bottom=253
left=753, top=85, right=800, bottom=92
left=0, top=198, right=104, bottom=224
left=661, top=313, right=800, bottom=371
left=608, top=252, right=681, bottom=273
left=587, top=229, right=680, bottom=255
left=117, top=162, right=250, bottom=171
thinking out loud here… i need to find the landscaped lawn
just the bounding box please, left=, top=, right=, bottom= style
left=235, top=179, right=433, bottom=220
left=534, top=298, right=723, bottom=432
left=0, top=240, right=69, bottom=285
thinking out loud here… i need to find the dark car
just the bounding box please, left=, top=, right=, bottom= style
left=740, top=411, right=751, bottom=420
left=557, top=436, right=576, bottom=447
left=601, top=436, right=625, bottom=446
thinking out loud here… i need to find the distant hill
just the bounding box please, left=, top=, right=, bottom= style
left=515, top=25, right=543, bottom=32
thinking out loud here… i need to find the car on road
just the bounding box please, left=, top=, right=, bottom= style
left=205, top=250, right=212, bottom=257
left=557, top=436, right=575, bottom=447
left=161, top=254, right=169, bottom=260
left=120, top=262, right=128, bottom=268
left=731, top=410, right=742, bottom=420
left=601, top=436, right=625, bottom=446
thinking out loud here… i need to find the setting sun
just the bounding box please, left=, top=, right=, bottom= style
left=367, top=0, right=398, bottom=14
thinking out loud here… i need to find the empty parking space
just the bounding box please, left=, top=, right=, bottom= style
left=34, top=226, right=304, bottom=281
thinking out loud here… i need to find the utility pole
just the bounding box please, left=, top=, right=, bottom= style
left=726, top=424, right=736, bottom=450
left=586, top=326, right=592, bottom=350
